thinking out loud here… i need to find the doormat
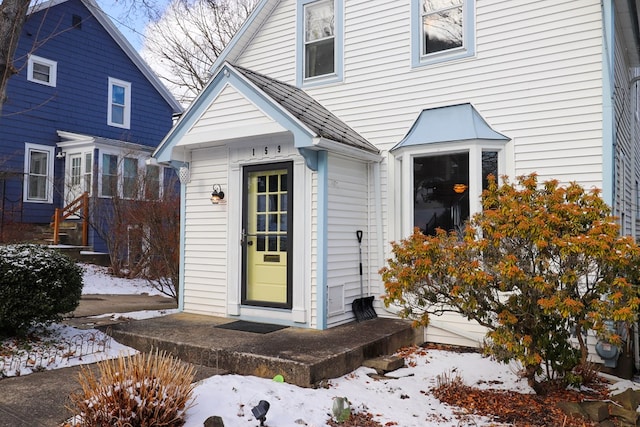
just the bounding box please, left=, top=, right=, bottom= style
left=216, top=320, right=288, bottom=334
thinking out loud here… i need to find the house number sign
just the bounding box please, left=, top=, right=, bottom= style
left=251, top=145, right=282, bottom=156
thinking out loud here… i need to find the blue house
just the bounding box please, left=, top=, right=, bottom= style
left=0, top=0, right=182, bottom=257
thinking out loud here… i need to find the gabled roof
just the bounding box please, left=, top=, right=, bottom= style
left=154, top=62, right=379, bottom=163
left=30, top=0, right=183, bottom=113
left=233, top=65, right=378, bottom=154
left=392, top=103, right=509, bottom=151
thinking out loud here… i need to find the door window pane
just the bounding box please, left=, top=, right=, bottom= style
left=268, top=174, right=278, bottom=192
left=268, top=235, right=278, bottom=251
left=414, top=152, right=469, bottom=235
left=257, top=175, right=266, bottom=192
left=70, top=156, right=81, bottom=187
left=269, top=214, right=278, bottom=232
left=257, top=195, right=266, bottom=212
left=269, top=194, right=278, bottom=211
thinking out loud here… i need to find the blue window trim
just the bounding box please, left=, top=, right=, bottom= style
left=411, top=0, right=475, bottom=68
left=296, top=0, right=344, bottom=88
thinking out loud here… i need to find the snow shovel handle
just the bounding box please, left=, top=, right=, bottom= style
left=356, top=230, right=363, bottom=276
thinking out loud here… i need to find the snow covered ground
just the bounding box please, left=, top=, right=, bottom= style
left=1, top=263, right=637, bottom=426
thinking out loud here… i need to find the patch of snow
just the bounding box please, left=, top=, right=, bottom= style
left=81, top=263, right=169, bottom=297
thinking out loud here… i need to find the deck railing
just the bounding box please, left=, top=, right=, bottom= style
left=52, top=192, right=89, bottom=246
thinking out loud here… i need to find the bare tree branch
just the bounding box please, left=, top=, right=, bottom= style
left=141, top=0, right=258, bottom=104
left=0, top=0, right=31, bottom=116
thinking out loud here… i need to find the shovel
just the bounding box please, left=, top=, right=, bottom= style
left=352, top=230, right=377, bottom=322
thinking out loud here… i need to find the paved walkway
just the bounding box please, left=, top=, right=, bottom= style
left=0, top=294, right=191, bottom=427
left=0, top=295, right=416, bottom=427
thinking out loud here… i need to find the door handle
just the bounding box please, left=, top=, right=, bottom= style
left=241, top=229, right=257, bottom=245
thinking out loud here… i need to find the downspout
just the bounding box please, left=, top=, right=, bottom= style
left=317, top=151, right=328, bottom=329
left=373, top=158, right=384, bottom=304
left=630, top=76, right=640, bottom=371
left=630, top=75, right=640, bottom=241
left=178, top=180, right=186, bottom=312
left=169, top=159, right=190, bottom=313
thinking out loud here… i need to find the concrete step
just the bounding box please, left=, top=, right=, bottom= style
left=104, top=314, right=421, bottom=388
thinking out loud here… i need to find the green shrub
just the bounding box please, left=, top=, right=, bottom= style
left=68, top=351, right=195, bottom=427
left=0, top=244, right=83, bottom=336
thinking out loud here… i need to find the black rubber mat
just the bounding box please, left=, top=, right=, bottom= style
left=216, top=320, right=288, bottom=334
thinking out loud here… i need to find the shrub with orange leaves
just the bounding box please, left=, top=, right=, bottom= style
left=381, top=174, right=640, bottom=393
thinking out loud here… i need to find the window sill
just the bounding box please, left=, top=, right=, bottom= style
left=412, top=49, right=475, bottom=69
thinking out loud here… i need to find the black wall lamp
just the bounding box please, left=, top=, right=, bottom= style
left=210, top=184, right=225, bottom=204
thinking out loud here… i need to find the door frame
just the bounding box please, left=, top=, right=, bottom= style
left=241, top=161, right=294, bottom=309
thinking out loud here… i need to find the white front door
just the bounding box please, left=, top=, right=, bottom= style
left=65, top=152, right=92, bottom=205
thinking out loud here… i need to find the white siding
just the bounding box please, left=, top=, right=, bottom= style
left=326, top=154, right=369, bottom=327
left=233, top=0, right=611, bottom=340
left=182, top=146, right=229, bottom=316
left=180, top=84, right=286, bottom=146
left=238, top=0, right=605, bottom=188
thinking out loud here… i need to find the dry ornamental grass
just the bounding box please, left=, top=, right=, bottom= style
left=66, top=350, right=195, bottom=427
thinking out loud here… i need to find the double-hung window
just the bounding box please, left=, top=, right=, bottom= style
left=297, top=0, right=343, bottom=87
left=123, top=157, right=139, bottom=199
left=24, top=143, right=54, bottom=203
left=145, top=165, right=161, bottom=200
left=411, top=0, right=475, bottom=67
left=27, top=55, right=57, bottom=87
left=108, top=77, right=131, bottom=129
left=101, top=153, right=118, bottom=197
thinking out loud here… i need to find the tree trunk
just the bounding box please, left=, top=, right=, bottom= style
left=0, top=0, right=31, bottom=116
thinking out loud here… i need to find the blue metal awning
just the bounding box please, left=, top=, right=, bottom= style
left=392, top=103, right=509, bottom=150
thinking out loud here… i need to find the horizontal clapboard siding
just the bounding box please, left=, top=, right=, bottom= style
left=238, top=0, right=604, bottom=188
left=326, top=155, right=370, bottom=327
left=182, top=147, right=229, bottom=316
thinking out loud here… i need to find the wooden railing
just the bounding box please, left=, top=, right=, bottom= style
left=52, top=192, right=89, bottom=246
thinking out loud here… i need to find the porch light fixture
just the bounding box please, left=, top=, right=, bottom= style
left=210, top=184, right=225, bottom=204
left=56, top=150, right=66, bottom=159
left=453, top=183, right=468, bottom=194
left=251, top=400, right=270, bottom=426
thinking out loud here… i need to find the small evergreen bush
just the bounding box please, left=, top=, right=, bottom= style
left=0, top=244, right=83, bottom=336
left=69, top=351, right=195, bottom=427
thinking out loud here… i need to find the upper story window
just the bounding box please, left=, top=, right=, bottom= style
left=411, top=0, right=475, bottom=68
left=108, top=77, right=131, bottom=129
left=27, top=55, right=57, bottom=87
left=297, top=0, right=343, bottom=87
left=24, top=143, right=54, bottom=203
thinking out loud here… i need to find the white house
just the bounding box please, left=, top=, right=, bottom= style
left=153, top=0, right=640, bottom=347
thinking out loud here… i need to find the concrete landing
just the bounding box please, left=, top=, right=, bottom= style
left=105, top=313, right=421, bottom=387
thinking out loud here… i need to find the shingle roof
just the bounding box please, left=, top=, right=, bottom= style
left=232, top=64, right=379, bottom=154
